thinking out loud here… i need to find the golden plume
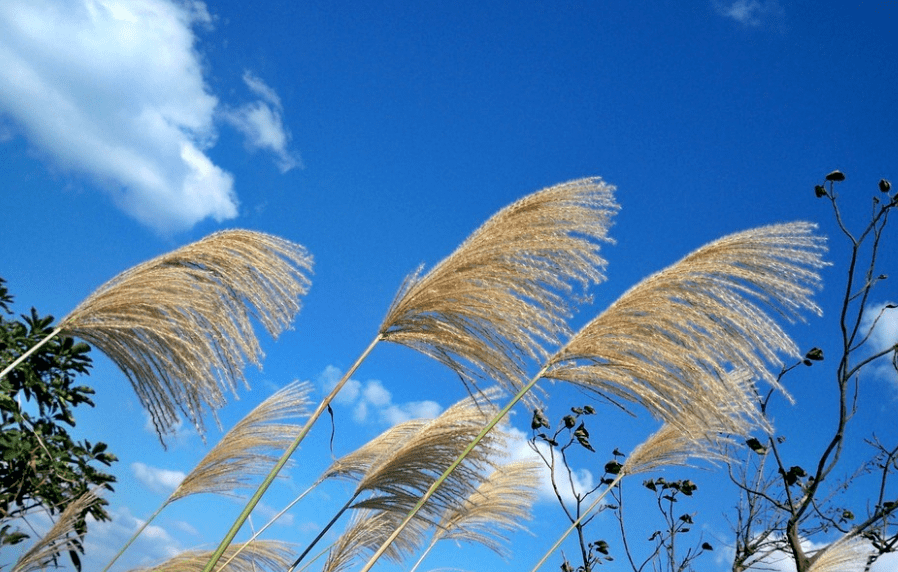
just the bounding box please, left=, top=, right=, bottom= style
left=12, top=490, right=102, bottom=572
left=128, top=540, right=294, bottom=572
left=380, top=178, right=618, bottom=400
left=57, top=230, right=313, bottom=439
left=544, top=222, right=826, bottom=435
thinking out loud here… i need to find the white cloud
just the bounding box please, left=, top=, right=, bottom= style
left=318, top=365, right=361, bottom=405
left=131, top=461, right=186, bottom=495
left=0, top=0, right=238, bottom=233
left=317, top=366, right=442, bottom=425
left=382, top=400, right=442, bottom=425
left=363, top=380, right=393, bottom=407
left=222, top=71, right=300, bottom=173
left=712, top=0, right=784, bottom=28
left=860, top=301, right=898, bottom=384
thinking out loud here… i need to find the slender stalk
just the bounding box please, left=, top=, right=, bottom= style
left=289, top=492, right=360, bottom=571
left=528, top=473, right=625, bottom=572
left=218, top=481, right=319, bottom=570
left=408, top=536, right=438, bottom=572
left=202, top=335, right=383, bottom=572
left=357, top=364, right=549, bottom=572
left=100, top=501, right=169, bottom=572
left=0, top=327, right=62, bottom=381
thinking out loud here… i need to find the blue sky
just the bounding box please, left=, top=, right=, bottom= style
left=1, top=1, right=897, bottom=571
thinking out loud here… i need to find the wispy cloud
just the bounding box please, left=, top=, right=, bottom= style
left=0, top=1, right=301, bottom=233
left=0, top=0, right=239, bottom=233
left=712, top=0, right=785, bottom=28
left=131, top=461, right=186, bottom=495
left=317, top=365, right=441, bottom=425
left=222, top=71, right=301, bottom=173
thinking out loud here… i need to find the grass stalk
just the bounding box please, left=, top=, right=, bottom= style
left=100, top=501, right=168, bottom=572
left=218, top=481, right=319, bottom=570
left=201, top=334, right=383, bottom=572
left=0, top=327, right=62, bottom=381
left=357, top=364, right=549, bottom=572
left=289, top=493, right=360, bottom=571
left=527, top=473, right=624, bottom=572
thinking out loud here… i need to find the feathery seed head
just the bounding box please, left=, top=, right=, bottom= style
left=59, top=230, right=313, bottom=441
left=807, top=535, right=874, bottom=572
left=544, top=222, right=827, bottom=438
left=170, top=380, right=313, bottom=501
left=429, top=460, right=542, bottom=556
left=130, top=540, right=294, bottom=572
left=348, top=387, right=508, bottom=520
left=11, top=490, right=103, bottom=572
left=379, top=178, right=618, bottom=401
left=323, top=509, right=430, bottom=572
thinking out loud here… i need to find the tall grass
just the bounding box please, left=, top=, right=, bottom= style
left=3, top=177, right=834, bottom=572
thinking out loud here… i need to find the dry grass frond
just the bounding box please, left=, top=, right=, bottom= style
left=12, top=489, right=101, bottom=572
left=170, top=380, right=313, bottom=501
left=58, top=230, right=313, bottom=440
left=544, top=222, right=826, bottom=437
left=130, top=540, right=293, bottom=572
left=324, top=419, right=429, bottom=482
left=379, top=178, right=618, bottom=401
left=322, top=509, right=430, bottom=572
left=807, top=535, right=873, bottom=572
left=623, top=423, right=732, bottom=476
left=349, top=388, right=508, bottom=520
left=429, top=460, right=541, bottom=555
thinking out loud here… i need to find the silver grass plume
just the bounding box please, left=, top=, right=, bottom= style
left=324, top=419, right=430, bottom=483
left=12, top=490, right=102, bottom=572
left=807, top=535, right=874, bottom=572
left=201, top=180, right=616, bottom=572
left=379, top=178, right=618, bottom=401
left=322, top=509, right=431, bottom=572
left=99, top=382, right=314, bottom=572
left=622, top=422, right=731, bottom=476
left=171, top=380, right=313, bottom=500
left=128, top=540, right=294, bottom=572
left=349, top=387, right=507, bottom=519
left=58, top=230, right=313, bottom=439
left=292, top=389, right=509, bottom=570
left=413, top=459, right=541, bottom=568
left=543, top=222, right=827, bottom=436
left=622, top=371, right=760, bottom=475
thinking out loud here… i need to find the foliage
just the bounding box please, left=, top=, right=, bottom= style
left=0, top=277, right=116, bottom=570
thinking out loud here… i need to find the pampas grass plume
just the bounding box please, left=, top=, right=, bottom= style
left=58, top=230, right=313, bottom=439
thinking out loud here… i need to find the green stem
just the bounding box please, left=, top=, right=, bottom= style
left=0, top=327, right=62, bottom=381
left=218, top=481, right=320, bottom=570
left=357, top=365, right=549, bottom=572
left=528, top=472, right=625, bottom=572
left=201, top=334, right=383, bottom=572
